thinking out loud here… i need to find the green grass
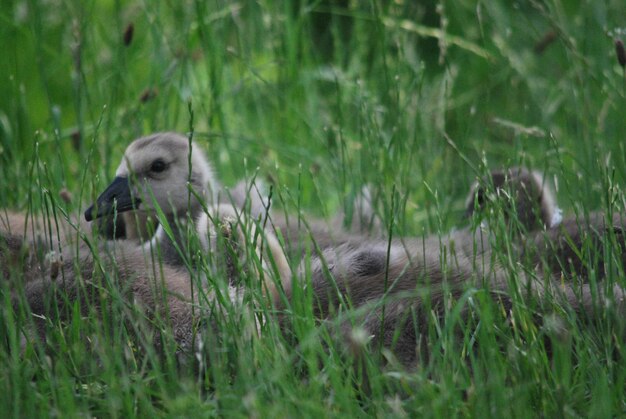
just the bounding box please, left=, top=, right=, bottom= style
left=2, top=0, right=626, bottom=416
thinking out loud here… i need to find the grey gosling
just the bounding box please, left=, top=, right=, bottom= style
left=465, top=167, right=626, bottom=280
left=278, top=168, right=626, bottom=366
left=19, top=158, right=626, bottom=369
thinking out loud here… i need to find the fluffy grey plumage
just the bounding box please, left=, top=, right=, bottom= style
left=8, top=144, right=626, bottom=370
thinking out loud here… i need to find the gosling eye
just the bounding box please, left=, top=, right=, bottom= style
left=150, top=159, right=168, bottom=173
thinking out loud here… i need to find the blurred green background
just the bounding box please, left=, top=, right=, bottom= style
left=2, top=0, right=624, bottom=233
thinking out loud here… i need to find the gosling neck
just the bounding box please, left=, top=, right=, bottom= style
left=145, top=199, right=206, bottom=266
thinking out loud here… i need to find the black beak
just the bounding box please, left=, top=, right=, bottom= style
left=84, top=177, right=142, bottom=222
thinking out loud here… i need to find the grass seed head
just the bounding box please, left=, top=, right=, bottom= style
left=139, top=87, right=158, bottom=103
left=123, top=23, right=134, bottom=47
left=70, top=130, right=81, bottom=152
left=534, top=30, right=557, bottom=54
left=59, top=188, right=73, bottom=204
left=616, top=39, right=626, bottom=68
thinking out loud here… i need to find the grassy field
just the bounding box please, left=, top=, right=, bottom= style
left=2, top=0, right=626, bottom=416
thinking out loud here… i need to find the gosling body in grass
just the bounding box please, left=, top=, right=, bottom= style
left=282, top=168, right=626, bottom=366
left=296, top=233, right=626, bottom=366
left=12, top=129, right=363, bottom=336
left=1, top=133, right=222, bottom=282
left=405, top=167, right=560, bottom=265
left=465, top=167, right=560, bottom=230
left=83, top=132, right=372, bottom=275
left=84, top=132, right=291, bottom=283
left=20, top=240, right=199, bottom=351
left=1, top=139, right=375, bottom=282
left=16, top=154, right=626, bottom=368
left=414, top=167, right=556, bottom=273
left=17, top=203, right=286, bottom=355
left=0, top=210, right=85, bottom=249
left=9, top=133, right=289, bottom=356
left=461, top=167, right=626, bottom=279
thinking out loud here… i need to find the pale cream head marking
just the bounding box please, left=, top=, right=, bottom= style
left=115, top=132, right=218, bottom=215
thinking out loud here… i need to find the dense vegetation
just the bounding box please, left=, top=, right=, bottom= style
left=1, top=0, right=626, bottom=416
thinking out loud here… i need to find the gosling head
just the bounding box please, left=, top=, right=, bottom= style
left=85, top=132, right=218, bottom=222
left=465, top=167, right=560, bottom=231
